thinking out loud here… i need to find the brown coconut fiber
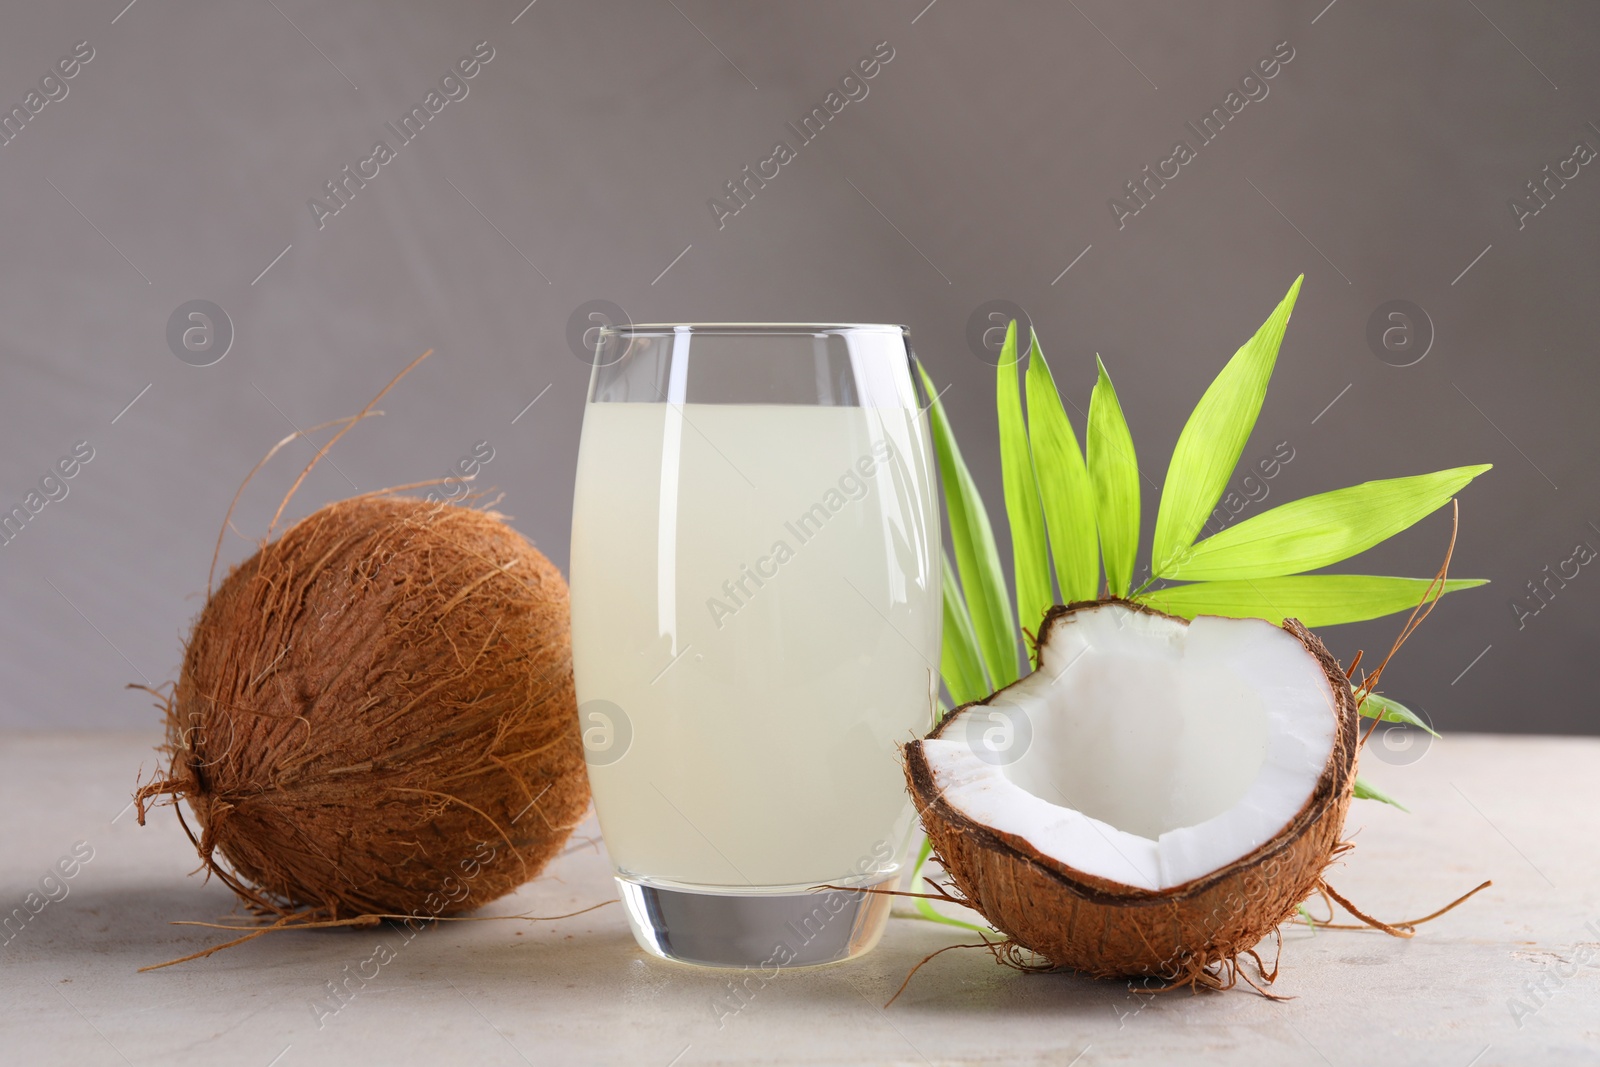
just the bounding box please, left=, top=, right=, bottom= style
left=136, top=493, right=590, bottom=922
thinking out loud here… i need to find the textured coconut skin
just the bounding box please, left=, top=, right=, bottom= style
left=905, top=601, right=1359, bottom=980
left=144, top=497, right=590, bottom=920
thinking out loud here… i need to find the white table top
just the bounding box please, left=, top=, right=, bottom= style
left=2, top=732, right=1596, bottom=1066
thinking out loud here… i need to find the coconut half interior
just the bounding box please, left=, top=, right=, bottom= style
left=923, top=603, right=1339, bottom=892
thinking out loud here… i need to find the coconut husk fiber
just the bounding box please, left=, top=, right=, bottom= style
left=137, top=494, right=590, bottom=921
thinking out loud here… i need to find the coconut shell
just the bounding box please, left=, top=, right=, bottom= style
left=905, top=601, right=1359, bottom=981
left=139, top=496, right=589, bottom=920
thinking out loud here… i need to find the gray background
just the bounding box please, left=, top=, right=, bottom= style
left=1, top=0, right=1594, bottom=735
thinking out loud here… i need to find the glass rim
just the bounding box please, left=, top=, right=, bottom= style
left=602, top=322, right=908, bottom=337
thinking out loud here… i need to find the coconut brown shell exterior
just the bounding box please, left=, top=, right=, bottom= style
left=145, top=496, right=589, bottom=920
left=905, top=600, right=1358, bottom=980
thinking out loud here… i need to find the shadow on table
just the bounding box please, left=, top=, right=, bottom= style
left=11, top=879, right=1161, bottom=1027
left=6, top=878, right=634, bottom=973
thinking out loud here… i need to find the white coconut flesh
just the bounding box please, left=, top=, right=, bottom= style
left=922, top=603, right=1339, bottom=892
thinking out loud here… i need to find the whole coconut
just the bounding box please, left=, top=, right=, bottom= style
left=137, top=495, right=589, bottom=920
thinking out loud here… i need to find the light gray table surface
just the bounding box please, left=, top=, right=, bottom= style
left=2, top=732, right=1595, bottom=1066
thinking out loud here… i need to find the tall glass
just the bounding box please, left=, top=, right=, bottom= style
left=569, top=324, right=941, bottom=968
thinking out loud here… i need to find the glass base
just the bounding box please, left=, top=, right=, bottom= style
left=616, top=874, right=896, bottom=969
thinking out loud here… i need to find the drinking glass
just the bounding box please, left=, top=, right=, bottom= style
left=569, top=323, right=941, bottom=968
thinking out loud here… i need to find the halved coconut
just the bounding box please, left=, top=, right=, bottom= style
left=905, top=599, right=1358, bottom=981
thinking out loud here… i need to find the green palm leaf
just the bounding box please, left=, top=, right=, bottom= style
left=915, top=272, right=1492, bottom=849
left=1087, top=355, right=1140, bottom=597
left=1152, top=276, right=1302, bottom=576
left=918, top=363, right=1020, bottom=688
left=940, top=554, right=989, bottom=707
left=1025, top=334, right=1099, bottom=604
left=1138, top=574, right=1486, bottom=627
left=1353, top=776, right=1408, bottom=811
left=997, top=323, right=1053, bottom=644
left=1361, top=693, right=1438, bottom=737
left=1163, top=465, right=1492, bottom=581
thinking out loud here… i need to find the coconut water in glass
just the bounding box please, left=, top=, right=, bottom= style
left=569, top=323, right=941, bottom=967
